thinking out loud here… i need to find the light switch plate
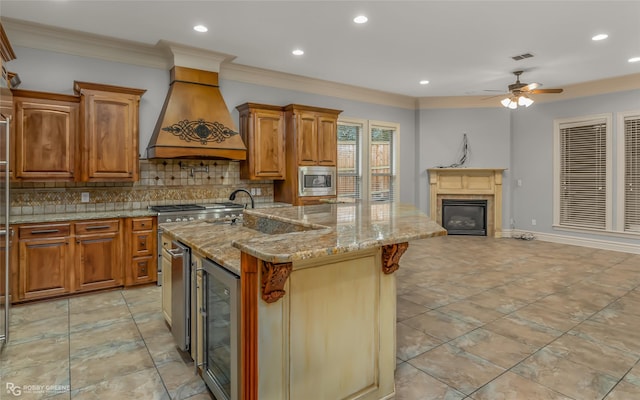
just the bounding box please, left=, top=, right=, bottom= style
left=81, top=192, right=90, bottom=203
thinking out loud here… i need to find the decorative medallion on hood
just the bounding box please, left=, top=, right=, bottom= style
left=162, top=119, right=238, bottom=145
left=147, top=43, right=247, bottom=160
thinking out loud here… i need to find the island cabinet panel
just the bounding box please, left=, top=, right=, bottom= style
left=18, top=224, right=72, bottom=301
left=74, top=219, right=122, bottom=292
left=237, top=103, right=286, bottom=180
left=161, top=233, right=173, bottom=325
left=12, top=91, right=80, bottom=181
left=256, top=249, right=396, bottom=400
left=75, top=81, right=145, bottom=182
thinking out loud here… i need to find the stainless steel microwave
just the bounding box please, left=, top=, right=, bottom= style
left=298, top=166, right=336, bottom=197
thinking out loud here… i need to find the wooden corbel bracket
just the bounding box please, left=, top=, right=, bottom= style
left=381, top=242, right=409, bottom=274
left=261, top=261, right=293, bottom=303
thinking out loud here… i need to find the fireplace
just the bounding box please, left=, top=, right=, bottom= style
left=442, top=199, right=487, bottom=236
left=428, top=168, right=506, bottom=237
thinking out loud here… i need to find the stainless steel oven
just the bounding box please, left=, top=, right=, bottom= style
left=201, top=258, right=240, bottom=400
left=298, top=166, right=336, bottom=197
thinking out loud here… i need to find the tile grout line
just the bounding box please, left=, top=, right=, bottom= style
left=121, top=290, right=173, bottom=399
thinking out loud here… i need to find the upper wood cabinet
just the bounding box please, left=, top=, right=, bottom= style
left=74, top=81, right=146, bottom=182
left=7, top=82, right=145, bottom=182
left=285, top=104, right=341, bottom=167
left=0, top=23, right=16, bottom=180
left=237, top=103, right=286, bottom=180
left=12, top=90, right=79, bottom=181
left=274, top=104, right=341, bottom=205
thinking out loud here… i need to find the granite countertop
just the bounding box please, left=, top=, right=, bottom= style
left=11, top=209, right=158, bottom=224
left=10, top=201, right=291, bottom=225
left=161, top=202, right=446, bottom=275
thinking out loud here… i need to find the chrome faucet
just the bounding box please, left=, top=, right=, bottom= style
left=229, top=188, right=255, bottom=209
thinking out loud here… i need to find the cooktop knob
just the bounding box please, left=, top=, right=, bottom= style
left=166, top=218, right=172, bottom=223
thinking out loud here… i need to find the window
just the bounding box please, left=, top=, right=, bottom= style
left=553, top=114, right=612, bottom=231
left=337, top=119, right=399, bottom=202
left=337, top=122, right=362, bottom=199
left=620, top=112, right=640, bottom=233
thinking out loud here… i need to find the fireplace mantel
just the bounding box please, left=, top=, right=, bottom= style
left=428, top=168, right=506, bottom=237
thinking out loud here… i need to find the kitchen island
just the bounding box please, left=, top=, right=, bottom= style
left=161, top=202, right=446, bottom=400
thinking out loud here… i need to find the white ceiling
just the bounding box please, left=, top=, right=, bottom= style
left=1, top=1, right=639, bottom=98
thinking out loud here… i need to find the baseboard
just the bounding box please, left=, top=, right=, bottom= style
left=509, top=229, right=640, bottom=254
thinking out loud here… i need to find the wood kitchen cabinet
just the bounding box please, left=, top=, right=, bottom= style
left=285, top=104, right=340, bottom=167
left=274, top=104, right=342, bottom=205
left=74, top=81, right=146, bottom=182
left=236, top=102, right=286, bottom=180
left=0, top=24, right=16, bottom=180
left=74, top=219, right=122, bottom=292
left=125, top=217, right=157, bottom=286
left=12, top=90, right=79, bottom=181
left=18, top=223, right=72, bottom=301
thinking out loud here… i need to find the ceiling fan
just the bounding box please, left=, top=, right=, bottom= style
left=497, top=71, right=564, bottom=108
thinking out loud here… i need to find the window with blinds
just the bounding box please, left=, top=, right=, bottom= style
left=337, top=123, right=362, bottom=199
left=624, top=115, right=640, bottom=232
left=337, top=119, right=399, bottom=202
left=556, top=116, right=611, bottom=230
left=370, top=126, right=396, bottom=202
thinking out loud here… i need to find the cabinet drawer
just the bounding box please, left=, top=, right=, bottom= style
left=132, top=231, right=153, bottom=257
left=75, top=219, right=119, bottom=235
left=19, top=223, right=71, bottom=239
left=131, top=256, right=155, bottom=283
left=132, top=217, right=154, bottom=232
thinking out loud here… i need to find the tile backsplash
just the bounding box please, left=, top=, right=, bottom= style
left=11, top=159, right=274, bottom=216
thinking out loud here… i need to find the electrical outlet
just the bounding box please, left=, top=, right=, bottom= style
left=517, top=179, right=522, bottom=187
left=81, top=192, right=90, bottom=203
left=531, top=219, right=537, bottom=226
left=250, top=188, right=257, bottom=195
left=256, top=188, right=262, bottom=195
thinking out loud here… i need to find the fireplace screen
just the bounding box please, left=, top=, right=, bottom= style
left=442, top=199, right=487, bottom=236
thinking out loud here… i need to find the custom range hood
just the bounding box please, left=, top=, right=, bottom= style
left=147, top=43, right=246, bottom=160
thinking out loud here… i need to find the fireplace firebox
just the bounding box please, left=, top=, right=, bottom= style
left=442, top=199, right=487, bottom=236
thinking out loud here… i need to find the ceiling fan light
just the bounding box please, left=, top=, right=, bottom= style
left=518, top=96, right=534, bottom=107
left=501, top=98, right=512, bottom=107
left=508, top=101, right=518, bottom=109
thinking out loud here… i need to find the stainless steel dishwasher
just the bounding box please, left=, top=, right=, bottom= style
left=169, top=240, right=191, bottom=352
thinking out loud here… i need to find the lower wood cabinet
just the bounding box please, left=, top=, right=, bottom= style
left=18, top=223, right=72, bottom=301
left=14, top=216, right=157, bottom=303
left=74, top=219, right=122, bottom=292
left=125, top=217, right=157, bottom=286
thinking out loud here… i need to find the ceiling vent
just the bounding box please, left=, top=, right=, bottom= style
left=512, top=53, right=534, bottom=61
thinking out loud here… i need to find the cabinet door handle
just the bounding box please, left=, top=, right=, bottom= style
left=85, top=225, right=111, bottom=230
left=31, top=229, right=60, bottom=235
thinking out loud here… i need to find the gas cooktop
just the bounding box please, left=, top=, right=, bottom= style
left=150, top=202, right=245, bottom=223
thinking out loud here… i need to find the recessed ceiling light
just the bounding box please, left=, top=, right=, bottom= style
left=629, top=57, right=640, bottom=63
left=419, top=80, right=429, bottom=85
left=354, top=15, right=368, bottom=24
left=193, top=25, right=208, bottom=33
left=592, top=33, right=608, bottom=41
left=292, top=49, right=304, bottom=56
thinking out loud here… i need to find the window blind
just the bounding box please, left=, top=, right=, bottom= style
left=625, top=116, right=640, bottom=232
left=370, top=127, right=396, bottom=202
left=337, top=123, right=361, bottom=199
left=559, top=121, right=608, bottom=229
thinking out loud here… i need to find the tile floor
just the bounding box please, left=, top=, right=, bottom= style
left=1, top=236, right=639, bottom=399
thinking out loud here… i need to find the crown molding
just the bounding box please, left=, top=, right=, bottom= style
left=1, top=17, right=170, bottom=69
left=418, top=73, right=640, bottom=109
left=220, top=63, right=417, bottom=109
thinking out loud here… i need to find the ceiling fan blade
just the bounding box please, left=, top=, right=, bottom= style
left=520, top=82, right=540, bottom=92
left=482, top=93, right=508, bottom=100
left=530, top=88, right=564, bottom=94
